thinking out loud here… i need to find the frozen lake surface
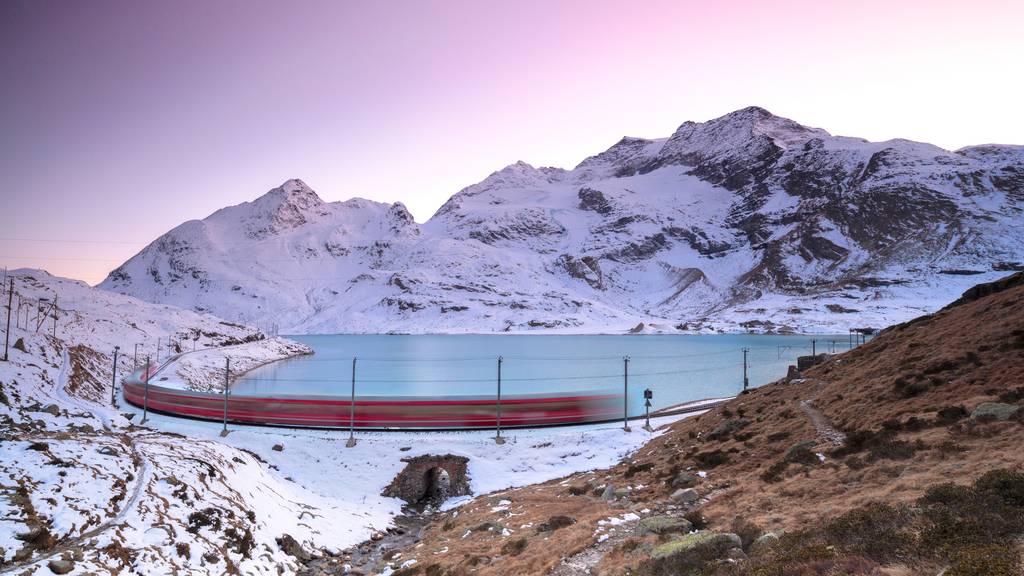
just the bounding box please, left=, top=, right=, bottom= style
left=232, top=334, right=851, bottom=416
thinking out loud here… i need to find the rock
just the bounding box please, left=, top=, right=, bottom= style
left=47, top=559, right=75, bottom=574
left=629, top=322, right=645, bottom=334
left=71, top=547, right=84, bottom=561
left=370, top=531, right=385, bottom=541
left=748, top=532, right=780, bottom=557
left=707, top=418, right=750, bottom=440
left=650, top=531, right=744, bottom=560
left=41, top=404, right=61, bottom=417
left=13, top=338, right=27, bottom=353
left=725, top=547, right=748, bottom=561
left=670, top=488, right=699, bottom=504
left=635, top=515, right=693, bottom=537
left=277, top=534, right=311, bottom=561
left=785, top=365, right=800, bottom=381
left=536, top=515, right=576, bottom=533
left=785, top=441, right=819, bottom=464
left=970, top=402, right=1020, bottom=421
left=613, top=488, right=632, bottom=499
left=272, top=444, right=284, bottom=452
left=601, top=484, right=615, bottom=501
left=27, top=441, right=49, bottom=452
left=97, top=446, right=119, bottom=456
left=671, top=472, right=699, bottom=488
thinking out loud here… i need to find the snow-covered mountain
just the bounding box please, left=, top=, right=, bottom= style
left=100, top=106, right=1024, bottom=334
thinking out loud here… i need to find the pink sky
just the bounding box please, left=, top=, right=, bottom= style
left=1, top=0, right=1022, bottom=284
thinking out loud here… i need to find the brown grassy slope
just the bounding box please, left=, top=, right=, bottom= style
left=388, top=272, right=1024, bottom=576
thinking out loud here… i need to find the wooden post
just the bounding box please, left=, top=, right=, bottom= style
left=2, top=278, right=11, bottom=362
left=623, top=356, right=631, bottom=432
left=346, top=357, right=357, bottom=447
left=110, top=346, right=120, bottom=406
left=495, top=356, right=504, bottom=444
left=142, top=356, right=151, bottom=424
left=221, top=357, right=230, bottom=436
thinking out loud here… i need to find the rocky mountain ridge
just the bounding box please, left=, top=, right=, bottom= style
left=100, top=107, right=1024, bottom=334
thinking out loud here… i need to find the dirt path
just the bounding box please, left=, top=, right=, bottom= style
left=798, top=379, right=845, bottom=447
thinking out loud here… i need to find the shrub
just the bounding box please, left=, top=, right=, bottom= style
left=893, top=377, right=928, bottom=398
left=974, top=468, right=1024, bottom=507
left=501, top=537, right=528, bottom=556
left=946, top=543, right=1021, bottom=576
left=823, top=503, right=913, bottom=562
left=760, top=461, right=788, bottom=483
left=917, top=470, right=1024, bottom=555
left=683, top=509, right=708, bottom=530
left=731, top=517, right=764, bottom=551
left=693, top=449, right=730, bottom=468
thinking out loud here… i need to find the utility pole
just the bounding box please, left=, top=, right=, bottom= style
left=2, top=278, right=12, bottom=362
left=623, top=356, right=631, bottom=432
left=133, top=343, right=139, bottom=370
left=156, top=337, right=161, bottom=363
left=142, top=356, right=151, bottom=424
left=495, top=356, right=504, bottom=445
left=811, top=339, right=816, bottom=356
left=110, top=346, right=120, bottom=406
left=221, top=357, right=230, bottom=437
left=346, top=357, right=357, bottom=447
left=742, top=348, right=750, bottom=392
left=51, top=297, right=57, bottom=339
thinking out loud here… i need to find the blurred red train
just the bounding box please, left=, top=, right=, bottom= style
left=121, top=367, right=622, bottom=429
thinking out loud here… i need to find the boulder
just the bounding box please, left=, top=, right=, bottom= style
left=272, top=444, right=284, bottom=452
left=670, top=488, right=699, bottom=504
left=785, top=365, right=800, bottom=381
left=748, top=532, right=780, bottom=557
left=601, top=484, right=615, bottom=501
left=536, top=515, right=575, bottom=533
left=725, top=547, right=748, bottom=561
left=671, top=471, right=699, bottom=488
left=41, top=404, right=60, bottom=417
left=276, top=534, right=310, bottom=561
left=707, top=418, right=749, bottom=440
left=970, top=402, right=1020, bottom=421
left=635, top=515, right=693, bottom=537
left=47, top=559, right=75, bottom=574
left=784, top=440, right=819, bottom=464
left=649, top=531, right=743, bottom=560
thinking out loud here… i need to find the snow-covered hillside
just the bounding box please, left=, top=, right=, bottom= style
left=100, top=107, right=1024, bottom=334
left=0, top=269, right=682, bottom=574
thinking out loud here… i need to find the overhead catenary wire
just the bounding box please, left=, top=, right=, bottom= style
left=237, top=362, right=745, bottom=384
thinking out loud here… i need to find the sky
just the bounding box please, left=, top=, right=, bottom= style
left=1, top=0, right=1022, bottom=285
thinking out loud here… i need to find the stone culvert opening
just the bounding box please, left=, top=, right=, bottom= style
left=383, top=455, right=470, bottom=506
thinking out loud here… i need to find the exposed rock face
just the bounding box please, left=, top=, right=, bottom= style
left=382, top=455, right=470, bottom=504
left=635, top=515, right=693, bottom=537
left=970, top=402, right=1020, bottom=421
left=100, top=108, right=1024, bottom=334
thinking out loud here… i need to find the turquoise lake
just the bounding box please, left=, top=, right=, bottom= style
left=232, top=334, right=856, bottom=416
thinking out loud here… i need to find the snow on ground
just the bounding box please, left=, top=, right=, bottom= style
left=0, top=269, right=692, bottom=575
left=171, top=338, right=312, bottom=392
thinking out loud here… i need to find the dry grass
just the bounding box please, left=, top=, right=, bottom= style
left=390, top=273, right=1024, bottom=575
